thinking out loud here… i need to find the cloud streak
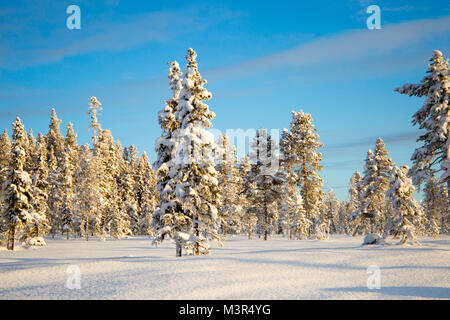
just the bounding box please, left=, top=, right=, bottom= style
left=0, top=3, right=242, bottom=70
left=207, top=15, right=450, bottom=81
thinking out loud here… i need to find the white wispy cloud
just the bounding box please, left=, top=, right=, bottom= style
left=207, top=15, right=450, bottom=81
left=0, top=3, right=243, bottom=70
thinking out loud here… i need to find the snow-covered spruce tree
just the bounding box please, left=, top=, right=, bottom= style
left=26, top=133, right=50, bottom=239
left=45, top=109, right=65, bottom=237
left=337, top=201, right=350, bottom=234
left=168, top=48, right=221, bottom=256
left=347, top=170, right=362, bottom=234
left=0, top=118, right=34, bottom=250
left=25, top=129, right=36, bottom=172
left=385, top=165, right=426, bottom=245
left=74, top=144, right=102, bottom=241
left=59, top=149, right=75, bottom=239
left=0, top=129, right=11, bottom=183
left=135, top=152, right=157, bottom=235
left=100, top=139, right=131, bottom=240
left=0, top=129, right=11, bottom=225
left=0, top=129, right=11, bottom=244
left=45, top=109, right=65, bottom=166
left=323, top=189, right=340, bottom=235
left=395, top=50, right=450, bottom=206
left=280, top=122, right=312, bottom=240
left=348, top=171, right=363, bottom=216
left=46, top=146, right=62, bottom=237
left=286, top=177, right=310, bottom=240
left=120, top=146, right=138, bottom=235
left=280, top=110, right=324, bottom=239
left=59, top=123, right=79, bottom=239
left=152, top=61, right=183, bottom=243
left=352, top=139, right=394, bottom=236
left=216, top=133, right=243, bottom=236
left=240, top=155, right=257, bottom=239
left=246, top=127, right=284, bottom=241
left=88, top=96, right=103, bottom=144
left=423, top=176, right=448, bottom=237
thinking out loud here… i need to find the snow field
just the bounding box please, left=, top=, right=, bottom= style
left=0, top=234, right=449, bottom=300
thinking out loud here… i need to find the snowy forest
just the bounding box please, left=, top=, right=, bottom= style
left=0, top=48, right=449, bottom=256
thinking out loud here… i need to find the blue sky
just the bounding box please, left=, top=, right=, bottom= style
left=1, top=0, right=449, bottom=200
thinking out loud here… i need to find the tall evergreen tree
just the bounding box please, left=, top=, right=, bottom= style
left=0, top=118, right=34, bottom=250
left=280, top=110, right=323, bottom=238
left=395, top=49, right=450, bottom=206
left=247, top=127, right=284, bottom=241
left=27, top=133, right=50, bottom=239
left=169, top=48, right=221, bottom=256
left=153, top=61, right=183, bottom=244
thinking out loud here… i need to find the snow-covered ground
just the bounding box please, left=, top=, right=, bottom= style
left=1, top=235, right=449, bottom=300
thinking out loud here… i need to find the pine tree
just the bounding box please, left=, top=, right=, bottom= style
left=247, top=127, right=284, bottom=241
left=135, top=152, right=157, bottom=235
left=153, top=61, right=183, bottom=244
left=280, top=110, right=323, bottom=238
left=27, top=133, right=50, bottom=239
left=385, top=165, right=426, bottom=245
left=119, top=146, right=138, bottom=235
left=216, top=133, right=243, bottom=236
left=169, top=48, right=221, bottom=256
left=59, top=149, right=75, bottom=239
left=0, top=118, right=34, bottom=250
left=88, top=97, right=102, bottom=144
left=45, top=109, right=65, bottom=166
left=240, top=155, right=257, bottom=239
left=74, top=144, right=102, bottom=241
left=45, top=109, right=65, bottom=236
left=0, top=129, right=11, bottom=202
left=323, top=189, right=340, bottom=235
left=352, top=139, right=394, bottom=236
left=395, top=50, right=450, bottom=206
left=423, top=176, right=448, bottom=237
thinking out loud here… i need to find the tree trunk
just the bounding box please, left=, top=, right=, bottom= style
left=7, top=225, right=15, bottom=251
left=248, top=223, right=253, bottom=240
left=194, top=220, right=199, bottom=256
left=85, top=215, right=89, bottom=242
left=176, top=241, right=182, bottom=257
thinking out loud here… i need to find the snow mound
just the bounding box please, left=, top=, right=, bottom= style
left=24, top=237, right=46, bottom=247
left=362, top=233, right=386, bottom=245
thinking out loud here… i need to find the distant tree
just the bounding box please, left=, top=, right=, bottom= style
left=385, top=165, right=426, bottom=244
left=216, top=133, right=243, bottom=236
left=352, top=139, right=394, bottom=236
left=423, top=176, right=448, bottom=237
left=240, top=155, right=257, bottom=239
left=247, top=127, right=284, bottom=241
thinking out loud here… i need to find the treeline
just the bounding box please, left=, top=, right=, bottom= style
left=1, top=48, right=448, bottom=253
left=0, top=99, right=158, bottom=250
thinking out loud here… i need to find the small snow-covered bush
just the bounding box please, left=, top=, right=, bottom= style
left=24, top=237, right=46, bottom=247
left=362, top=233, right=385, bottom=245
